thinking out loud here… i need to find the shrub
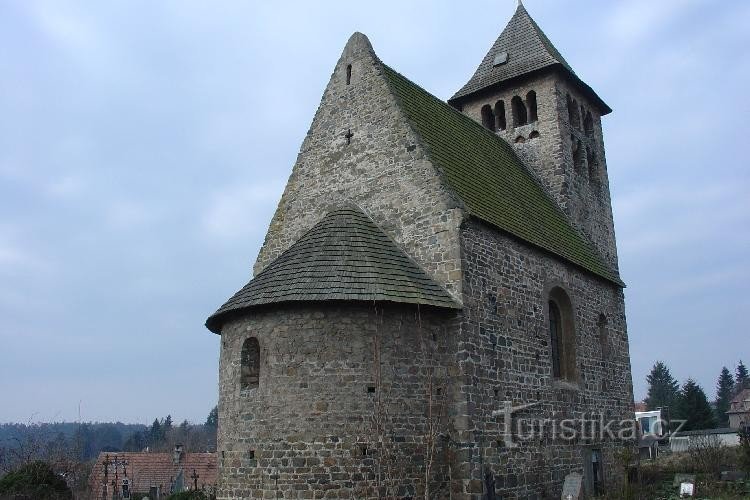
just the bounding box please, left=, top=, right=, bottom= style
left=686, top=435, right=731, bottom=478
left=166, top=489, right=213, bottom=500
left=0, top=461, right=72, bottom=499
left=739, top=427, right=750, bottom=473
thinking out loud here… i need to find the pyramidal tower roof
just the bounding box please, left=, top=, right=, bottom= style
left=449, top=3, right=610, bottom=114
left=206, top=208, right=459, bottom=333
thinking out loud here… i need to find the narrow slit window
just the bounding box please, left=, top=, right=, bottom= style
left=346, top=64, right=352, bottom=85
left=240, top=337, right=260, bottom=391
left=549, top=300, right=562, bottom=378
left=548, top=287, right=576, bottom=381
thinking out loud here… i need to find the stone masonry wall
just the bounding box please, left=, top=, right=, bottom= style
left=217, top=303, right=461, bottom=499
left=253, top=33, right=465, bottom=299
left=458, top=73, right=619, bottom=270
left=453, top=219, right=634, bottom=498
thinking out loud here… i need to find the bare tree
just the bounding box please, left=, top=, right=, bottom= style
left=416, top=306, right=447, bottom=500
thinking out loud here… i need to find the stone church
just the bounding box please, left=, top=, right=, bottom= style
left=206, top=3, right=634, bottom=498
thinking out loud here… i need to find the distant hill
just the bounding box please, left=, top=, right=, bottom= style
left=0, top=422, right=148, bottom=462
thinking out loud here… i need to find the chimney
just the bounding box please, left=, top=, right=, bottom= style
left=173, top=444, right=184, bottom=465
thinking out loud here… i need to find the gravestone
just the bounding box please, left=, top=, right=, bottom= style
left=561, top=472, right=583, bottom=500
left=673, top=473, right=695, bottom=487
left=679, top=482, right=694, bottom=497
left=720, top=470, right=747, bottom=481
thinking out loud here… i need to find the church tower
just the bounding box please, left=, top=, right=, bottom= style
left=449, top=3, right=619, bottom=268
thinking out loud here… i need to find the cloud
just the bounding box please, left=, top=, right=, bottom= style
left=25, top=3, right=111, bottom=70
left=200, top=181, right=285, bottom=243
left=0, top=232, right=52, bottom=278
left=605, top=0, right=705, bottom=46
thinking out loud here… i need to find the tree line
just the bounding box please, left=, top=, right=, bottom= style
left=644, top=359, right=748, bottom=431
left=0, top=407, right=218, bottom=498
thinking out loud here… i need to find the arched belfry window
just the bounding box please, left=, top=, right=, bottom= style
left=572, top=137, right=584, bottom=173
left=567, top=94, right=581, bottom=129
left=587, top=148, right=598, bottom=182
left=511, top=96, right=528, bottom=127
left=240, top=337, right=260, bottom=391
left=481, top=104, right=496, bottom=131
left=526, top=91, right=538, bottom=122
left=548, top=287, right=576, bottom=381
left=584, top=111, right=594, bottom=136
left=495, top=100, right=506, bottom=130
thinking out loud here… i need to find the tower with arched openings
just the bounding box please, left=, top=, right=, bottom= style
left=207, top=4, right=632, bottom=498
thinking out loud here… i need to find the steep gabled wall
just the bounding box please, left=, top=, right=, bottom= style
left=254, top=33, right=465, bottom=299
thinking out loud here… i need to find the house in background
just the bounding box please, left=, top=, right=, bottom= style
left=670, top=428, right=741, bottom=453
left=728, top=387, right=750, bottom=429
left=635, top=409, right=665, bottom=438
left=635, top=409, right=666, bottom=460
left=88, top=445, right=217, bottom=499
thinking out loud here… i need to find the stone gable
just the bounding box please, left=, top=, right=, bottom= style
left=254, top=33, right=465, bottom=299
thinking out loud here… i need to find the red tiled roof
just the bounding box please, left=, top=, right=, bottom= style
left=633, top=401, right=648, bottom=412
left=88, top=451, right=217, bottom=496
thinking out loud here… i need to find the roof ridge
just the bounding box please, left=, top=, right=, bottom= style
left=378, top=62, right=622, bottom=286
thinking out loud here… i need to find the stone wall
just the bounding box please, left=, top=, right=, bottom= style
left=453, top=219, right=634, bottom=498
left=253, top=33, right=465, bottom=299
left=457, top=72, right=619, bottom=270
left=217, top=303, right=461, bottom=499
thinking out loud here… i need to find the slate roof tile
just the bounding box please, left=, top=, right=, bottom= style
left=381, top=64, right=623, bottom=286
left=206, top=208, right=459, bottom=333
left=449, top=4, right=610, bottom=114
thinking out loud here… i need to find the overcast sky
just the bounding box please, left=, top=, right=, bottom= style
left=1, top=0, right=748, bottom=424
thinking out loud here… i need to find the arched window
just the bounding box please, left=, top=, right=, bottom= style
left=572, top=137, right=584, bottom=172
left=597, top=314, right=609, bottom=358
left=511, top=96, right=528, bottom=126
left=526, top=91, right=538, bottom=122
left=548, top=287, right=576, bottom=381
left=495, top=100, right=506, bottom=130
left=587, top=148, right=598, bottom=182
left=346, top=64, right=352, bottom=85
left=549, top=301, right=563, bottom=378
left=583, top=111, right=594, bottom=136
left=481, top=104, right=496, bottom=131
left=240, top=337, right=260, bottom=391
left=567, top=94, right=580, bottom=129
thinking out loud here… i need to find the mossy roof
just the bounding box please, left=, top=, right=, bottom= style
left=205, top=208, right=459, bottom=333
left=382, top=64, right=623, bottom=286
left=449, top=4, right=610, bottom=114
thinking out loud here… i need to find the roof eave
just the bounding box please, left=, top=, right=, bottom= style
left=449, top=64, right=612, bottom=116
left=464, top=213, right=624, bottom=288
left=205, top=297, right=462, bottom=335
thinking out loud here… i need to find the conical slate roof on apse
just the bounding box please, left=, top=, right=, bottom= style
left=449, top=3, right=610, bottom=114
left=205, top=208, right=459, bottom=333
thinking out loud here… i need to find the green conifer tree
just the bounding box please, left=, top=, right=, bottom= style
left=737, top=360, right=749, bottom=387
left=715, top=366, right=735, bottom=427
left=676, top=379, right=716, bottom=431
left=205, top=406, right=218, bottom=429
left=645, top=361, right=680, bottom=411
